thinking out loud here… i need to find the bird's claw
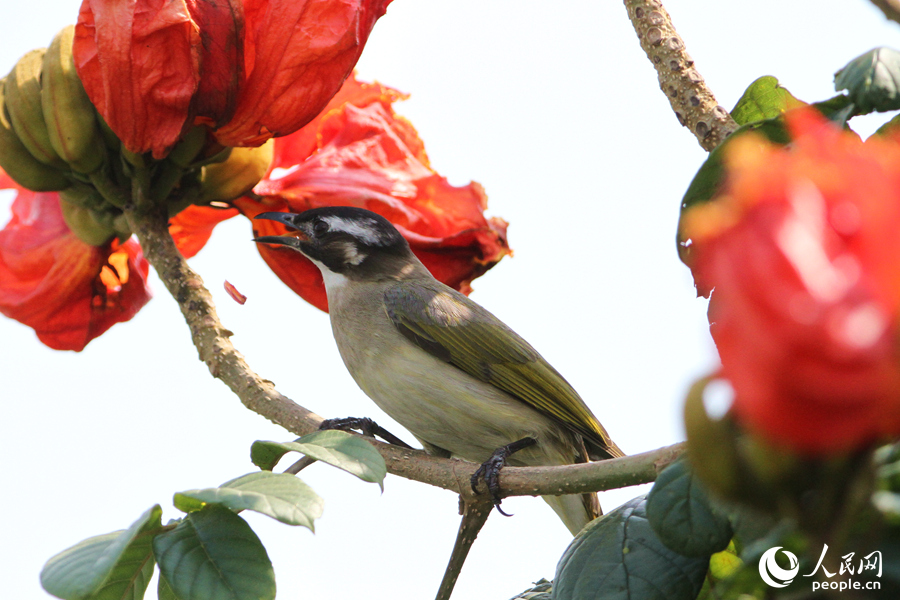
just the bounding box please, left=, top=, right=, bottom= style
left=470, top=437, right=538, bottom=517
left=471, top=450, right=513, bottom=516
left=318, top=416, right=413, bottom=449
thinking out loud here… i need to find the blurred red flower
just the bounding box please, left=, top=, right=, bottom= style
left=0, top=177, right=237, bottom=350
left=0, top=188, right=151, bottom=351
left=235, top=74, right=511, bottom=311
left=682, top=108, right=900, bottom=454
left=73, top=0, right=392, bottom=157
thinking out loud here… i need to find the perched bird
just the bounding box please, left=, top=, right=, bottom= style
left=254, top=207, right=623, bottom=534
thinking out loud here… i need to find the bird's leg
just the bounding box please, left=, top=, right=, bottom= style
left=318, top=416, right=413, bottom=449
left=284, top=417, right=413, bottom=475
left=470, top=437, right=537, bottom=516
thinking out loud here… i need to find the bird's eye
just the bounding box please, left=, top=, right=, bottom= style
left=312, top=220, right=329, bottom=236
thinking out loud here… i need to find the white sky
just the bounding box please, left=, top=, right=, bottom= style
left=1, top=1, right=897, bottom=599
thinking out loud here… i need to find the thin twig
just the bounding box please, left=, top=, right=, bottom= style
left=623, top=0, right=738, bottom=151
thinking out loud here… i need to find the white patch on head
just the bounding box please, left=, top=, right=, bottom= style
left=322, top=215, right=389, bottom=246
left=342, top=243, right=368, bottom=266
left=307, top=257, right=349, bottom=293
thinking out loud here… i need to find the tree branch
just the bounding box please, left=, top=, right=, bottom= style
left=124, top=202, right=682, bottom=502
left=124, top=201, right=323, bottom=436
left=870, top=0, right=900, bottom=26
left=623, top=0, right=738, bottom=151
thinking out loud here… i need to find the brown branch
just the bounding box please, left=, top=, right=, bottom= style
left=870, top=0, right=900, bottom=26
left=435, top=498, right=494, bottom=600
left=124, top=201, right=323, bottom=436
left=623, top=0, right=738, bottom=151
left=124, top=201, right=682, bottom=499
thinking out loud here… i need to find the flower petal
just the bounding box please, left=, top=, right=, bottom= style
left=238, top=75, right=510, bottom=311
left=0, top=190, right=151, bottom=351
left=168, top=204, right=239, bottom=258
left=682, top=108, right=900, bottom=453
left=213, top=0, right=393, bottom=146
left=75, top=0, right=201, bottom=157
left=185, top=0, right=245, bottom=127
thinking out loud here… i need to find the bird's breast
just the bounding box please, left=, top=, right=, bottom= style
left=326, top=284, right=574, bottom=466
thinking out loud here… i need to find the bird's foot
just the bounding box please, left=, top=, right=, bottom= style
left=470, top=437, right=537, bottom=516
left=318, top=416, right=413, bottom=449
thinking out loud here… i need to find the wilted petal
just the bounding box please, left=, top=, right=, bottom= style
left=213, top=0, right=393, bottom=146
left=238, top=75, right=510, bottom=311
left=75, top=0, right=202, bottom=157
left=0, top=190, right=151, bottom=351
left=168, top=204, right=239, bottom=258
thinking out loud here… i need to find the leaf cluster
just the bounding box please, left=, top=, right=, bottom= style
left=40, top=430, right=385, bottom=600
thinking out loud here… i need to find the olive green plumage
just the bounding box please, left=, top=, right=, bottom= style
left=383, top=280, right=623, bottom=461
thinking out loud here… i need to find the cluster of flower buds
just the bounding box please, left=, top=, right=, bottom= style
left=0, top=26, right=273, bottom=247
left=0, top=10, right=509, bottom=352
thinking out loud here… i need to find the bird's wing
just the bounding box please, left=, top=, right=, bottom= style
left=383, top=280, right=622, bottom=458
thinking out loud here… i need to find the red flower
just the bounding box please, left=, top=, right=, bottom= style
left=235, top=75, right=511, bottom=311
left=0, top=188, right=151, bottom=351
left=0, top=173, right=237, bottom=350
left=168, top=204, right=239, bottom=259
left=681, top=109, right=900, bottom=454
left=74, top=0, right=392, bottom=158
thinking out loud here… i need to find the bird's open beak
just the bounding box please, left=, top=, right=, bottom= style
left=253, top=212, right=307, bottom=248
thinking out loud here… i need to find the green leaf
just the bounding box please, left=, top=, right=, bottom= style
left=554, top=495, right=708, bottom=600
left=646, top=458, right=733, bottom=557
left=677, top=118, right=790, bottom=266
left=174, top=471, right=324, bottom=530
left=813, top=94, right=856, bottom=125
left=708, top=540, right=742, bottom=580
left=731, top=76, right=805, bottom=126
left=834, top=47, right=900, bottom=114
left=251, top=430, right=386, bottom=489
left=153, top=504, right=275, bottom=600
left=157, top=573, right=178, bottom=600
left=41, top=505, right=162, bottom=600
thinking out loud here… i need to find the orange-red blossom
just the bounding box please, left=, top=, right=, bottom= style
left=682, top=109, right=900, bottom=454
left=74, top=0, right=393, bottom=157
left=238, top=76, right=511, bottom=312
left=0, top=75, right=510, bottom=349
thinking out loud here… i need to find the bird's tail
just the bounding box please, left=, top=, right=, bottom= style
left=542, top=492, right=601, bottom=536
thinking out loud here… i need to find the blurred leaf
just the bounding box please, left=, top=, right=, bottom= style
left=677, top=118, right=791, bottom=266
left=876, top=112, right=900, bottom=137
left=158, top=573, right=178, bottom=600
left=731, top=76, right=805, bottom=125
left=724, top=505, right=781, bottom=553
left=251, top=430, right=386, bottom=489
left=647, top=458, right=733, bottom=557
left=509, top=578, right=553, bottom=599
left=554, top=495, right=708, bottom=600
left=153, top=504, right=275, bottom=600
left=813, top=94, right=856, bottom=126
left=708, top=541, right=742, bottom=580
left=174, top=471, right=324, bottom=530
left=835, top=47, right=900, bottom=114
left=41, top=505, right=162, bottom=600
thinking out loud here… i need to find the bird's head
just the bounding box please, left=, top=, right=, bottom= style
left=253, top=207, right=418, bottom=283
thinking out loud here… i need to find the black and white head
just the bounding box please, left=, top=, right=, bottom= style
left=253, top=207, right=420, bottom=285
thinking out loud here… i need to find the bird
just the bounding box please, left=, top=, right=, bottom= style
left=253, top=206, right=623, bottom=535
